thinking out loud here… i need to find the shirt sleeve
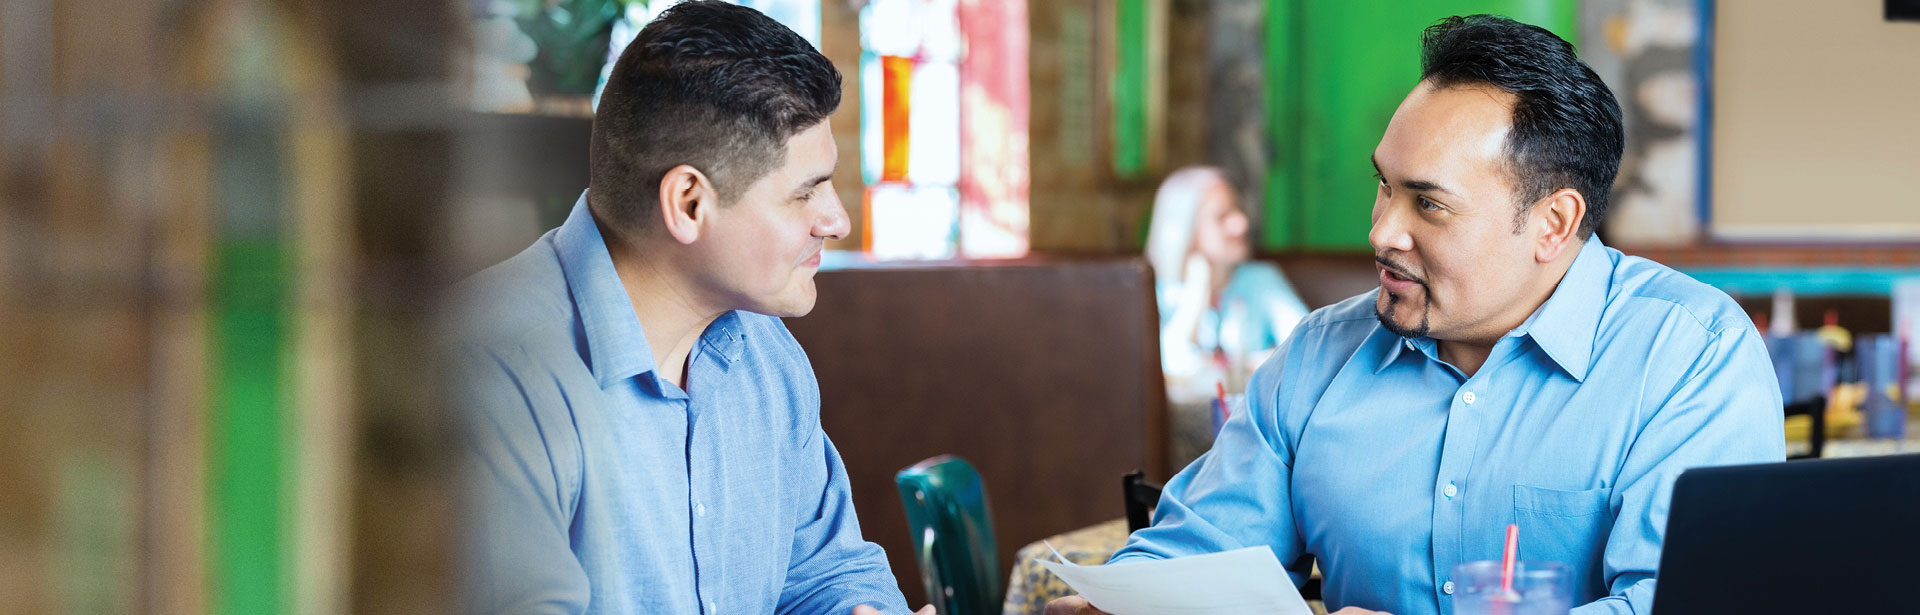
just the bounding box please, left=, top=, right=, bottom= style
left=778, top=426, right=912, bottom=615
left=1108, top=341, right=1316, bottom=588
left=1571, top=325, right=1786, bottom=615
left=459, top=346, right=591, bottom=614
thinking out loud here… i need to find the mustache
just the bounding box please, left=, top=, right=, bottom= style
left=797, top=241, right=825, bottom=265
left=1375, top=255, right=1427, bottom=286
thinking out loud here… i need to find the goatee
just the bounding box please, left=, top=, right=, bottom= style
left=1375, top=291, right=1430, bottom=339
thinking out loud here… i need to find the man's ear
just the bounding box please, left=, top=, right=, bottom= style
left=658, top=164, right=716, bottom=245
left=1531, top=188, right=1586, bottom=263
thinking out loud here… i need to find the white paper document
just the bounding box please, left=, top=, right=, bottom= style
left=1037, top=543, right=1314, bottom=615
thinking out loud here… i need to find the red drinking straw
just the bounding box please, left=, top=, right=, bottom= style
left=1216, top=381, right=1230, bottom=420
left=1500, top=523, right=1520, bottom=597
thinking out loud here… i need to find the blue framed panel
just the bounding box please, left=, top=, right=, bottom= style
left=1678, top=266, right=1920, bottom=297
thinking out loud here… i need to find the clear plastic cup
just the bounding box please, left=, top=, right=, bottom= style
left=1450, top=560, right=1572, bottom=615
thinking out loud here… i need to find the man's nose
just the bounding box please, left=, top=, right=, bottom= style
left=815, top=187, right=850, bottom=241
left=1369, top=202, right=1412, bottom=254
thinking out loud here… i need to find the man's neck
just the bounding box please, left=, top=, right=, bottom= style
left=599, top=220, right=721, bottom=390
left=1436, top=243, right=1583, bottom=378
left=1437, top=339, right=1496, bottom=378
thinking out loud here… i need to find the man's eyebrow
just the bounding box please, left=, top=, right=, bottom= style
left=1371, top=154, right=1457, bottom=196
left=1401, top=179, right=1456, bottom=196
left=791, top=172, right=833, bottom=195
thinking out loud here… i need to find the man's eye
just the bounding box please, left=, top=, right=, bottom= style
left=1418, top=197, right=1442, bottom=211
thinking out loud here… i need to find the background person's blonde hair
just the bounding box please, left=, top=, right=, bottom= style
left=1144, top=165, right=1233, bottom=285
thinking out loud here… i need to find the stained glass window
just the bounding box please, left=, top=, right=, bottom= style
left=860, top=0, right=1029, bottom=259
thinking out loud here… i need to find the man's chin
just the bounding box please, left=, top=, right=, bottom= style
left=782, top=297, right=817, bottom=318
left=1375, top=292, right=1430, bottom=339
left=758, top=285, right=818, bottom=318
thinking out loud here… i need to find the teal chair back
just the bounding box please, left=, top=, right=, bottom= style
left=896, top=455, right=1001, bottom=615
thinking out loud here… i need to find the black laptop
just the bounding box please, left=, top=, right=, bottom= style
left=1651, top=453, right=1920, bottom=614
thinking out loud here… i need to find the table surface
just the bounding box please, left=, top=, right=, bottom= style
left=1790, top=417, right=1920, bottom=458
left=1008, top=419, right=1919, bottom=615
left=1001, top=518, right=1329, bottom=615
left=1811, top=435, right=1920, bottom=458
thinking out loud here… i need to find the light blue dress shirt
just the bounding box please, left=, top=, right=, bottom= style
left=452, top=197, right=909, bottom=614
left=1112, top=238, right=1785, bottom=615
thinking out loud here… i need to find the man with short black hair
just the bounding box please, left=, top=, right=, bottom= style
left=1049, top=15, right=1781, bottom=615
left=453, top=3, right=925, bottom=613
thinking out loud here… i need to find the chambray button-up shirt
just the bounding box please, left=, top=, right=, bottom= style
left=1112, top=238, right=1784, bottom=615
left=454, top=197, right=908, bottom=614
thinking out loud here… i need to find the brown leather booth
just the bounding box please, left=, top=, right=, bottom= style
left=785, top=257, right=1168, bottom=603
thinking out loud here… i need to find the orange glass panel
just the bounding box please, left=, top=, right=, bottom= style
left=881, top=54, right=914, bottom=183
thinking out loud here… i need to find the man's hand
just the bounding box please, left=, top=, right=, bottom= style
left=1047, top=595, right=1389, bottom=615
left=1042, top=595, right=1109, bottom=615
left=849, top=604, right=934, bottom=615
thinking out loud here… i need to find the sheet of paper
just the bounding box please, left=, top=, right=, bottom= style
left=1037, top=543, right=1314, bottom=615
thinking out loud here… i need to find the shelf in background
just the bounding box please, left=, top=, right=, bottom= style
left=477, top=94, right=595, bottom=120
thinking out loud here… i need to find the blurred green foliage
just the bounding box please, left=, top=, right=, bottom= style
left=514, top=0, right=635, bottom=94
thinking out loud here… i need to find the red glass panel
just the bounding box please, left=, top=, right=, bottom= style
left=958, top=0, right=1030, bottom=257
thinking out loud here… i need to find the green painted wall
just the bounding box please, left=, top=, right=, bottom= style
left=210, top=19, right=295, bottom=613
left=1114, top=0, right=1153, bottom=178
left=1264, top=0, right=1578, bottom=251
left=211, top=238, right=289, bottom=615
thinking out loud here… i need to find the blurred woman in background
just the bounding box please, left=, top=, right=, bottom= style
left=1146, top=166, right=1309, bottom=468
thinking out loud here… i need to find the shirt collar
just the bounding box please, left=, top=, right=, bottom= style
left=1508, top=237, right=1612, bottom=382
left=1374, top=326, right=1437, bottom=375
left=699, top=313, right=750, bottom=366
left=553, top=192, right=658, bottom=389
left=1375, top=309, right=1410, bottom=373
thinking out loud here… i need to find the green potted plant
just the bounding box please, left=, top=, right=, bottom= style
left=514, top=0, right=639, bottom=95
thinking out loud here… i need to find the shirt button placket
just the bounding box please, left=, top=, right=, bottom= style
left=1434, top=381, right=1481, bottom=612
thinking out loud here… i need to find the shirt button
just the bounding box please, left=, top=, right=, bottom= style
left=1462, top=391, right=1476, bottom=405
left=1443, top=581, right=1456, bottom=595
left=695, top=502, right=708, bottom=517
left=707, top=599, right=718, bottom=613
left=1443, top=483, right=1458, bottom=498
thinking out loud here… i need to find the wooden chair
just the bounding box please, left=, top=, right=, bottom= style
left=1785, top=395, right=1828, bottom=460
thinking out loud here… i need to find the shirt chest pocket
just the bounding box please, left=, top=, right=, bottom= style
left=1511, top=485, right=1612, bottom=600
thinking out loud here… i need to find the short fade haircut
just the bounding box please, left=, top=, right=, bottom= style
left=1419, top=14, right=1624, bottom=239
left=588, top=0, right=841, bottom=232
